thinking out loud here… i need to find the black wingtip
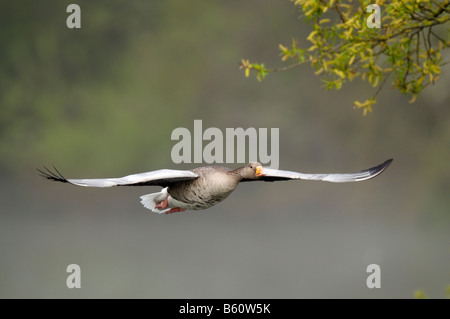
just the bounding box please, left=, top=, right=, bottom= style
left=383, top=158, right=393, bottom=169
left=368, top=158, right=393, bottom=177
left=37, top=166, right=69, bottom=183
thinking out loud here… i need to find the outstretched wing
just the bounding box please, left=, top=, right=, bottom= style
left=38, top=166, right=198, bottom=187
left=251, top=159, right=393, bottom=183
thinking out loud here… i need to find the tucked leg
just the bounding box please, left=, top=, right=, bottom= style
left=155, top=196, right=169, bottom=209
left=165, top=207, right=186, bottom=214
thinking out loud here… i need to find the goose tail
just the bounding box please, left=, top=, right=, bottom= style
left=140, top=187, right=170, bottom=214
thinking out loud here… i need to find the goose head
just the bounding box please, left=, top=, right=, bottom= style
left=235, top=162, right=266, bottom=180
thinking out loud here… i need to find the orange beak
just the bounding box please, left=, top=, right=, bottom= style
left=256, top=165, right=266, bottom=177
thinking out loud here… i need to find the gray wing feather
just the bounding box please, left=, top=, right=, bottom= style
left=38, top=167, right=198, bottom=187
left=260, top=159, right=393, bottom=183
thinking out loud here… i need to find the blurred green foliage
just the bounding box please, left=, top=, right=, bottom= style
left=414, top=285, right=450, bottom=298
left=0, top=1, right=229, bottom=174
left=241, top=0, right=450, bottom=114
left=414, top=289, right=430, bottom=298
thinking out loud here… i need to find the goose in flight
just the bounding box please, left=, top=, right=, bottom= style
left=38, top=159, right=393, bottom=214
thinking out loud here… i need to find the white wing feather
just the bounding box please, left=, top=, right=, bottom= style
left=261, top=159, right=392, bottom=183
left=67, top=169, right=197, bottom=187
left=39, top=168, right=198, bottom=187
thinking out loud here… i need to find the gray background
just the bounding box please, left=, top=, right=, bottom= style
left=0, top=0, right=449, bottom=298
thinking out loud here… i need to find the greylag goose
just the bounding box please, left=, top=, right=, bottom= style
left=38, top=159, right=392, bottom=214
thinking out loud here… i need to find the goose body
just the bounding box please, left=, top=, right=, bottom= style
left=39, top=159, right=393, bottom=214
left=141, top=166, right=239, bottom=213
